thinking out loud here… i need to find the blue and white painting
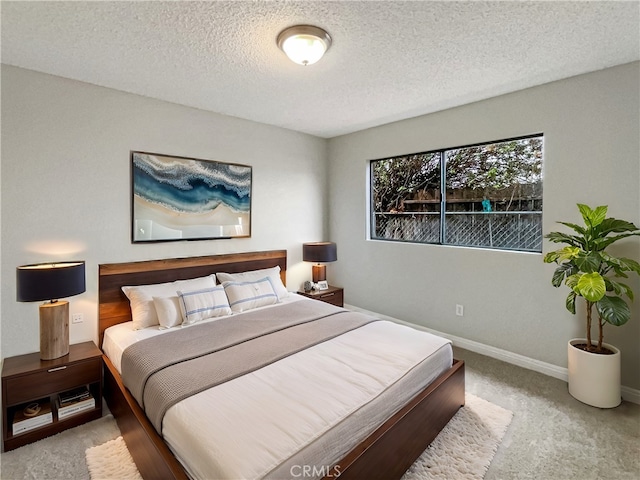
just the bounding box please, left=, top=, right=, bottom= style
left=132, top=152, right=251, bottom=242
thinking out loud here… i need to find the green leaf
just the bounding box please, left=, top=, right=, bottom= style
left=574, top=251, right=601, bottom=273
left=565, top=274, right=580, bottom=291
left=604, top=278, right=634, bottom=301
left=577, top=204, right=607, bottom=228
left=611, top=268, right=629, bottom=279
left=577, top=204, right=594, bottom=225
left=545, top=232, right=585, bottom=248
left=552, top=263, right=574, bottom=287
left=618, top=257, right=640, bottom=275
left=565, top=291, right=576, bottom=314
left=590, top=206, right=608, bottom=227
left=557, top=221, right=586, bottom=235
left=597, top=296, right=630, bottom=327
left=558, top=246, right=581, bottom=262
left=600, top=253, right=640, bottom=275
left=594, top=232, right=640, bottom=251
left=544, top=247, right=580, bottom=264
left=564, top=273, right=580, bottom=288
left=597, top=218, right=639, bottom=236
left=543, top=251, right=560, bottom=264
left=576, top=272, right=606, bottom=302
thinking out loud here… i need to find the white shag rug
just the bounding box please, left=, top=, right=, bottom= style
left=402, top=393, right=513, bottom=480
left=86, top=393, right=512, bottom=480
left=85, top=436, right=143, bottom=480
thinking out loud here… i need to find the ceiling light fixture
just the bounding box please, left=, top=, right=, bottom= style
left=277, top=25, right=332, bottom=66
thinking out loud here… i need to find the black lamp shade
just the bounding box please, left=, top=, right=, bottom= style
left=17, top=261, right=86, bottom=302
left=303, top=242, right=337, bottom=263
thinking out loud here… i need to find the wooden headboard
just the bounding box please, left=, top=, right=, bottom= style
left=98, top=250, right=287, bottom=348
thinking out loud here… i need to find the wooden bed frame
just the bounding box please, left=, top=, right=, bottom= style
left=98, top=250, right=465, bottom=480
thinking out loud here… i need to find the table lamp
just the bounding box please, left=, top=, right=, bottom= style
left=16, top=261, right=86, bottom=360
left=302, top=242, right=337, bottom=282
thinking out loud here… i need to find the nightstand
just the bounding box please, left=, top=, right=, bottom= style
left=297, top=285, right=344, bottom=307
left=2, top=341, right=103, bottom=451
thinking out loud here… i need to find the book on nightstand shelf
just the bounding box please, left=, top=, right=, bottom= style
left=12, top=399, right=53, bottom=435
left=57, top=387, right=95, bottom=419
left=58, top=386, right=91, bottom=405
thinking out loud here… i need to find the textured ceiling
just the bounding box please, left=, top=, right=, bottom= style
left=2, top=1, right=639, bottom=138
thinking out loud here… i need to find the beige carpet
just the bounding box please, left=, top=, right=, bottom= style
left=86, top=393, right=512, bottom=480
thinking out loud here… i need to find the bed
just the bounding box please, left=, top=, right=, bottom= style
left=98, top=250, right=465, bottom=479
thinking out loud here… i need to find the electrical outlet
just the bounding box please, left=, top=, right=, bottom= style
left=455, top=304, right=464, bottom=317
left=72, top=313, right=84, bottom=324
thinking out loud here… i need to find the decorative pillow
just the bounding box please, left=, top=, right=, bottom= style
left=222, top=277, right=279, bottom=313
left=152, top=296, right=182, bottom=329
left=122, top=274, right=216, bottom=330
left=177, top=286, right=232, bottom=326
left=216, top=266, right=288, bottom=300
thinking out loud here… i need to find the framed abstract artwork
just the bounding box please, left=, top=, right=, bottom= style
left=131, top=151, right=252, bottom=242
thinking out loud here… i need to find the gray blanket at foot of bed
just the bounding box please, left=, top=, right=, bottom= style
left=121, top=300, right=379, bottom=432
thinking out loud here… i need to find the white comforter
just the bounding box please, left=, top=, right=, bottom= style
left=103, top=297, right=452, bottom=480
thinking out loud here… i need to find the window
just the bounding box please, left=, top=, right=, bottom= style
left=370, top=135, right=543, bottom=252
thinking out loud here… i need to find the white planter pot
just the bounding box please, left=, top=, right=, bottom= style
left=567, top=339, right=621, bottom=408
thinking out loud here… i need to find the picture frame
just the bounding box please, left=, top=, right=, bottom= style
left=131, top=151, right=251, bottom=243
left=317, top=280, right=329, bottom=290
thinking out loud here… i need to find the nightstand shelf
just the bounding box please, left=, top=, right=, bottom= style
left=297, top=285, right=344, bottom=307
left=2, top=341, right=103, bottom=451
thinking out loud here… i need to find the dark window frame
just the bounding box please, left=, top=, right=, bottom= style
left=369, top=133, right=544, bottom=252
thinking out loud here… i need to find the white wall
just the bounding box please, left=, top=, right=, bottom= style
left=328, top=62, right=640, bottom=390
left=1, top=65, right=328, bottom=358
left=2, top=63, right=638, bottom=392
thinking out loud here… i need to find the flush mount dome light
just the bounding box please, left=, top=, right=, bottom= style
left=277, top=25, right=332, bottom=66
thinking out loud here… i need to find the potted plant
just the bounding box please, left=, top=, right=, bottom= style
left=544, top=204, right=640, bottom=408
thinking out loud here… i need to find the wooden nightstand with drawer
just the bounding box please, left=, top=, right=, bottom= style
left=2, top=341, right=103, bottom=451
left=297, top=285, right=344, bottom=307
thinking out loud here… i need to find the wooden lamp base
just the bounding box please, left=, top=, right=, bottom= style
left=39, top=301, right=70, bottom=360
left=312, top=264, right=326, bottom=283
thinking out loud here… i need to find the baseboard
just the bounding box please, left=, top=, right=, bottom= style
left=346, top=303, right=640, bottom=405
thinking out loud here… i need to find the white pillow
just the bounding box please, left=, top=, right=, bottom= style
left=216, top=266, right=288, bottom=300
left=122, top=274, right=216, bottom=330
left=177, top=286, right=232, bottom=325
left=152, top=296, right=182, bottom=329
left=222, top=277, right=279, bottom=313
